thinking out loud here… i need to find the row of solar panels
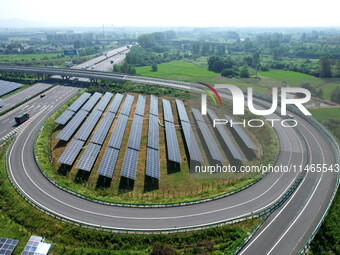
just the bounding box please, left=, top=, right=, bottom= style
left=56, top=92, right=257, bottom=181
left=0, top=79, right=23, bottom=97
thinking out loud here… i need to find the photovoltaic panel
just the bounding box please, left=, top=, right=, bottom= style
left=181, top=122, right=203, bottom=162
left=207, top=110, right=245, bottom=161
left=81, top=92, right=102, bottom=112
left=57, top=110, right=88, bottom=141
left=162, top=99, right=174, bottom=123
left=68, top=92, right=91, bottom=112
left=108, top=114, right=129, bottom=149
left=120, top=94, right=134, bottom=116
left=58, top=139, right=85, bottom=165
left=75, top=110, right=102, bottom=141
left=164, top=121, right=181, bottom=163
left=0, top=80, right=22, bottom=97
left=191, top=108, right=205, bottom=123
left=97, top=147, right=120, bottom=178
left=22, top=236, right=51, bottom=255
left=91, top=112, right=115, bottom=145
left=134, top=95, right=146, bottom=116
left=0, top=237, right=18, bottom=255
left=54, top=109, right=74, bottom=125
left=147, top=114, right=159, bottom=150
left=149, top=95, right=158, bottom=116
left=108, top=93, right=124, bottom=113
left=94, top=92, right=113, bottom=112
left=225, top=115, right=258, bottom=150
left=120, top=148, right=139, bottom=180
left=176, top=99, right=189, bottom=123
left=76, top=143, right=101, bottom=172
left=145, top=147, right=160, bottom=179
left=196, top=120, right=225, bottom=162
left=127, top=115, right=144, bottom=150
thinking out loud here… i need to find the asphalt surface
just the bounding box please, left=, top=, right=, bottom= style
left=3, top=76, right=338, bottom=255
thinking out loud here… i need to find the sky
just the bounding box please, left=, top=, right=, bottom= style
left=0, top=0, right=340, bottom=27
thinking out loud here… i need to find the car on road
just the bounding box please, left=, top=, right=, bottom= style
left=15, top=112, right=29, bottom=124
left=40, top=94, right=45, bottom=98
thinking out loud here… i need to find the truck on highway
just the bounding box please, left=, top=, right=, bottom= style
left=0, top=99, right=3, bottom=108
left=15, top=113, right=29, bottom=125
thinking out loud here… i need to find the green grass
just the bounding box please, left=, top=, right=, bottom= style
left=308, top=107, right=340, bottom=121
left=319, top=82, right=340, bottom=101
left=0, top=53, right=61, bottom=62
left=135, top=60, right=219, bottom=80
left=259, top=70, right=323, bottom=87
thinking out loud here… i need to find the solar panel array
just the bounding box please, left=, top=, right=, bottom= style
left=162, top=99, right=174, bottom=123
left=149, top=95, right=158, bottom=116
left=120, top=148, right=139, bottom=180
left=146, top=148, right=160, bottom=179
left=181, top=122, right=204, bottom=162
left=120, top=94, right=134, bottom=116
left=95, top=92, right=113, bottom=112
left=207, top=110, right=245, bottom=161
left=57, top=110, right=88, bottom=141
left=108, top=93, right=124, bottom=113
left=194, top=117, right=225, bottom=162
left=81, top=92, right=102, bottom=112
left=58, top=139, right=85, bottom=165
left=97, top=147, right=120, bottom=178
left=0, top=80, right=22, bottom=97
left=0, top=237, right=18, bottom=255
left=134, top=95, right=146, bottom=116
left=176, top=99, right=189, bottom=123
left=191, top=108, right=205, bottom=123
left=91, top=112, right=115, bottom=145
left=54, top=109, right=75, bottom=125
left=147, top=115, right=159, bottom=150
left=22, top=236, right=51, bottom=255
left=225, top=115, right=258, bottom=150
left=75, top=110, right=102, bottom=141
left=164, top=121, right=182, bottom=163
left=76, top=143, right=101, bottom=171
left=108, top=114, right=129, bottom=149
left=127, top=115, right=144, bottom=150
left=68, top=92, right=91, bottom=112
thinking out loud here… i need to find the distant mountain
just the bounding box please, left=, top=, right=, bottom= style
left=0, top=18, right=80, bottom=28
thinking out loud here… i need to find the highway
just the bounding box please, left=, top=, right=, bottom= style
left=1, top=67, right=339, bottom=254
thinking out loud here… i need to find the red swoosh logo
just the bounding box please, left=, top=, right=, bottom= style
left=199, top=82, right=223, bottom=106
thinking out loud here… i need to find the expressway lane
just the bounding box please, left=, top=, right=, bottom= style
left=3, top=74, right=339, bottom=254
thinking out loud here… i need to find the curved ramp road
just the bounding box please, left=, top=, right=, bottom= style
left=4, top=75, right=338, bottom=254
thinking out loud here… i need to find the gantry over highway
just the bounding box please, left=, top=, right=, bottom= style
left=2, top=65, right=339, bottom=255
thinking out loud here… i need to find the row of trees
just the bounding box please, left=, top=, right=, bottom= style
left=207, top=56, right=250, bottom=78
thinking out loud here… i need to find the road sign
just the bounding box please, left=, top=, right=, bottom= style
left=64, top=50, right=78, bottom=56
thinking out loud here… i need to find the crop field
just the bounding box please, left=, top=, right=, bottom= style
left=309, top=107, right=340, bottom=121
left=319, top=82, right=340, bottom=101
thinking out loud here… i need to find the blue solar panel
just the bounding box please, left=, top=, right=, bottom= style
left=108, top=114, right=129, bottom=149
left=191, top=109, right=225, bottom=162
left=0, top=80, right=22, bottom=97
left=127, top=115, right=144, bottom=150
left=176, top=99, right=189, bottom=122
left=207, top=110, right=245, bottom=161
left=162, top=99, right=174, bottom=123
left=22, top=236, right=51, bottom=255
left=146, top=147, right=160, bottom=179
left=91, top=112, right=115, bottom=145
left=149, top=95, right=158, bottom=116
left=164, top=121, right=181, bottom=163
left=68, top=92, right=91, bottom=112
left=58, top=139, right=85, bottom=165
left=134, top=95, right=146, bottom=116
left=120, top=94, right=134, bottom=116
left=120, top=148, right=139, bottom=180
left=224, top=115, right=258, bottom=150
left=191, top=108, right=205, bottom=123
left=97, top=147, right=120, bottom=178
left=108, top=93, right=124, bottom=113
left=181, top=121, right=203, bottom=162
left=54, top=109, right=75, bottom=125
left=147, top=114, right=159, bottom=150
left=76, top=143, right=101, bottom=172
left=95, top=92, right=113, bottom=112
left=57, top=110, right=88, bottom=141
left=0, top=237, right=19, bottom=255
left=81, top=92, right=102, bottom=112
left=75, top=110, right=102, bottom=141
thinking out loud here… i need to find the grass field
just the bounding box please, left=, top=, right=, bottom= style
left=319, top=82, right=340, bottom=101
left=259, top=70, right=323, bottom=87
left=309, top=107, right=340, bottom=121
left=0, top=53, right=61, bottom=62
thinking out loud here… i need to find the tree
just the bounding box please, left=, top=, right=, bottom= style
left=253, top=52, right=260, bottom=71
left=201, top=43, right=210, bottom=56
left=191, top=43, right=200, bottom=55
left=335, top=58, right=340, bottom=78
left=330, top=86, right=340, bottom=104
left=151, top=63, right=158, bottom=72
left=221, top=68, right=238, bottom=78
left=319, top=55, right=333, bottom=78
left=272, top=47, right=283, bottom=60
left=216, top=44, right=226, bottom=56
left=137, top=34, right=155, bottom=48
left=240, top=65, right=250, bottom=78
